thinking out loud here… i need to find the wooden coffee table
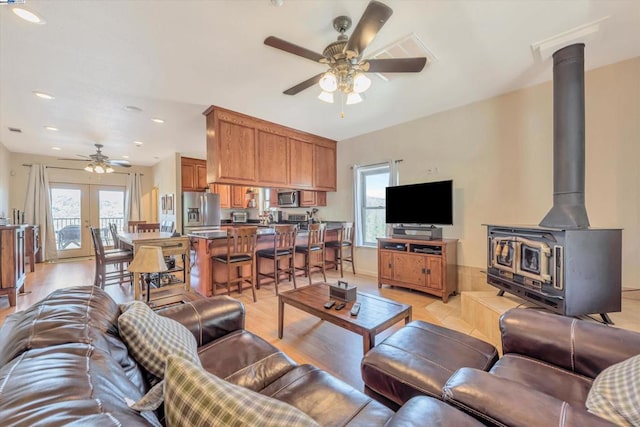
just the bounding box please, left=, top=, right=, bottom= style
left=278, top=283, right=412, bottom=354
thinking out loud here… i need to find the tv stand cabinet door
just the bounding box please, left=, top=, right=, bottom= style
left=392, top=253, right=426, bottom=287
left=424, top=255, right=443, bottom=290
left=379, top=251, right=394, bottom=283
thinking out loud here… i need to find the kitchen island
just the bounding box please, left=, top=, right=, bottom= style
left=188, top=223, right=342, bottom=297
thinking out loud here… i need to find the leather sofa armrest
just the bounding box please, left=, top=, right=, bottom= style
left=157, top=296, right=245, bottom=347
left=386, top=396, right=484, bottom=426
left=443, top=368, right=616, bottom=427
left=500, top=308, right=640, bottom=378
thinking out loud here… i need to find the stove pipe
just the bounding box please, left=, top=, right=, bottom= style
left=539, top=43, right=590, bottom=229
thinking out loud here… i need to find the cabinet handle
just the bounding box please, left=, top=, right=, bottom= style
left=427, top=269, right=431, bottom=275
left=388, top=263, right=392, bottom=269
left=421, top=268, right=426, bottom=274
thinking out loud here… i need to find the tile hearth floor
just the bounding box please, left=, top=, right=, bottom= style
left=1, top=258, right=638, bottom=391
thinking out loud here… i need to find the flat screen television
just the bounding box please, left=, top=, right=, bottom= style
left=385, top=180, right=453, bottom=225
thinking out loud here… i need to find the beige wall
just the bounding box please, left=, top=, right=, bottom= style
left=152, top=153, right=181, bottom=232
left=9, top=152, right=154, bottom=221
left=326, top=57, right=639, bottom=289
left=0, top=142, right=9, bottom=219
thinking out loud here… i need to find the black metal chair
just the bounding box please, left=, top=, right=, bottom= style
left=256, top=224, right=297, bottom=295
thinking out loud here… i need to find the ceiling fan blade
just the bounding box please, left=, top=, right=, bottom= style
left=345, top=0, right=393, bottom=58
left=108, top=160, right=131, bottom=167
left=283, top=73, right=324, bottom=95
left=364, top=57, right=427, bottom=73
left=58, top=158, right=90, bottom=161
left=264, top=36, right=325, bottom=62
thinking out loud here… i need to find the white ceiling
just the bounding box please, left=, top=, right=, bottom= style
left=1, top=0, right=639, bottom=167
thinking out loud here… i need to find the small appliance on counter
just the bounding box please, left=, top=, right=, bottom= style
left=231, top=211, right=248, bottom=223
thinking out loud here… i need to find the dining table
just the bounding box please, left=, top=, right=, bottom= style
left=117, top=231, right=191, bottom=305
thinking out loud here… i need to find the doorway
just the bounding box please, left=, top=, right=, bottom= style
left=50, top=183, right=126, bottom=259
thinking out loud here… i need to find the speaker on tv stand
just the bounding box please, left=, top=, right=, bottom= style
left=392, top=225, right=442, bottom=241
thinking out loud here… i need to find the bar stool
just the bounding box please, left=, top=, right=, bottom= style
left=325, top=222, right=356, bottom=277
left=295, top=223, right=327, bottom=285
left=90, top=226, right=134, bottom=289
left=211, top=226, right=258, bottom=302
left=256, top=224, right=297, bottom=295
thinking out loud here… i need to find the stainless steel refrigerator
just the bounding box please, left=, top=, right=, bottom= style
left=182, top=192, right=221, bottom=234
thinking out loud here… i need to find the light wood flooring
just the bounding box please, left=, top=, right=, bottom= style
left=2, top=259, right=639, bottom=391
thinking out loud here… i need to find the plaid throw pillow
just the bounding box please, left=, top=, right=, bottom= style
left=586, top=354, right=640, bottom=426
left=164, top=355, right=319, bottom=427
left=119, top=301, right=201, bottom=410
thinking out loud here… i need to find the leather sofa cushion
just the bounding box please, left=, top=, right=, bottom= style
left=198, top=329, right=297, bottom=391
left=387, top=395, right=484, bottom=426
left=0, top=343, right=160, bottom=426
left=361, top=320, right=498, bottom=405
left=490, top=354, right=593, bottom=407
left=164, top=355, right=319, bottom=427
left=0, top=286, right=123, bottom=366
left=260, top=364, right=395, bottom=426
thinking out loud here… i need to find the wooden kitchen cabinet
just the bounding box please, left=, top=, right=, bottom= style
left=377, top=237, right=458, bottom=303
left=0, top=225, right=27, bottom=307
left=204, top=106, right=336, bottom=191
left=289, top=137, right=314, bottom=189
left=210, top=184, right=249, bottom=209
left=313, top=142, right=337, bottom=191
left=269, top=188, right=279, bottom=207
left=299, top=190, right=327, bottom=207
left=181, top=157, right=207, bottom=192
left=257, top=130, right=289, bottom=187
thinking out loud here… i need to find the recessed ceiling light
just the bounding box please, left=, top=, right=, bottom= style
left=124, top=105, right=143, bottom=112
left=122, top=155, right=129, bottom=159
left=44, top=126, right=59, bottom=131
left=133, top=141, right=144, bottom=146
left=12, top=7, right=46, bottom=24
left=151, top=118, right=165, bottom=124
left=51, top=147, right=61, bottom=151
left=33, top=91, right=55, bottom=100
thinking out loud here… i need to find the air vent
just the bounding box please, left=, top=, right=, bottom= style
left=8, top=127, right=22, bottom=133
left=367, top=33, right=437, bottom=82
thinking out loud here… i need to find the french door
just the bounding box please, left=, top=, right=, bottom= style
left=50, top=183, right=126, bottom=259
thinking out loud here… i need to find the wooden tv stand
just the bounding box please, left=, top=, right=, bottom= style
left=377, top=237, right=458, bottom=303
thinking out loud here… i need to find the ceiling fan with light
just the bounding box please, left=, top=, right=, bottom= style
left=264, top=0, right=427, bottom=105
left=59, top=144, right=131, bottom=173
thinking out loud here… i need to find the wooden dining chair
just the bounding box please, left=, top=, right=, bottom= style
left=136, top=223, right=160, bottom=232
left=295, top=223, right=327, bottom=285
left=211, top=226, right=258, bottom=302
left=325, top=222, right=356, bottom=277
left=90, top=226, right=133, bottom=289
left=256, top=224, right=297, bottom=295
left=127, top=221, right=146, bottom=232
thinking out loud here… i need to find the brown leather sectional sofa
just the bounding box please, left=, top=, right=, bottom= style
left=0, top=286, right=481, bottom=426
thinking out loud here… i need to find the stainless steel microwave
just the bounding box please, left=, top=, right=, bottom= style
left=277, top=190, right=299, bottom=208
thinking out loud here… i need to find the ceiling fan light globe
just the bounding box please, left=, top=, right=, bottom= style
left=319, top=72, right=338, bottom=92
left=353, top=73, right=371, bottom=93
left=346, top=92, right=363, bottom=105
left=84, top=164, right=94, bottom=172
left=318, top=91, right=334, bottom=103
left=94, top=164, right=105, bottom=174
left=106, top=166, right=114, bottom=173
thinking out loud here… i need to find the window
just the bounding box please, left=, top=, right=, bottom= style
left=354, top=162, right=398, bottom=247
